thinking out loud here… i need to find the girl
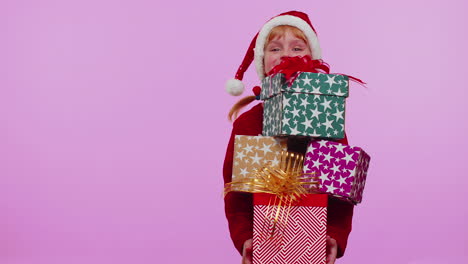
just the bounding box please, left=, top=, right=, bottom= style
left=223, top=11, right=354, bottom=264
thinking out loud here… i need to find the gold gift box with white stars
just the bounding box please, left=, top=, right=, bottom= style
left=232, top=135, right=287, bottom=192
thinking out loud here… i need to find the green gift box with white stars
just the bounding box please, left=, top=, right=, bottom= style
left=261, top=72, right=349, bottom=139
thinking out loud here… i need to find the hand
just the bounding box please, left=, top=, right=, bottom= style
left=326, top=235, right=338, bottom=264
left=241, top=238, right=253, bottom=264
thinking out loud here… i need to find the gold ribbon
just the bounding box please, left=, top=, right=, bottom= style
left=224, top=151, right=319, bottom=239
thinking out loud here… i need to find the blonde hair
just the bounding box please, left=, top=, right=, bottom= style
left=228, top=25, right=309, bottom=121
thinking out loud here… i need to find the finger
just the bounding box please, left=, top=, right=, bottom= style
left=242, top=239, right=253, bottom=264
left=328, top=239, right=337, bottom=264
left=242, top=253, right=252, bottom=264
left=326, top=236, right=338, bottom=264
left=246, top=244, right=253, bottom=263
left=246, top=239, right=253, bottom=248
left=241, top=252, right=252, bottom=264
left=246, top=246, right=253, bottom=256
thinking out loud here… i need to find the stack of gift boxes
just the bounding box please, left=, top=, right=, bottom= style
left=230, top=72, right=371, bottom=264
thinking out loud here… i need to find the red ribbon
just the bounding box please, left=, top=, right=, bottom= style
left=266, top=56, right=366, bottom=87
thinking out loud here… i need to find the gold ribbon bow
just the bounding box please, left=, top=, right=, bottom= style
left=224, top=151, right=319, bottom=239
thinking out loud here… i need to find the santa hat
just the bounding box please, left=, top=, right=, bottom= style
left=225, top=11, right=322, bottom=96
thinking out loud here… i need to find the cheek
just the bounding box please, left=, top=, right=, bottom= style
left=264, top=54, right=280, bottom=73
left=302, top=48, right=312, bottom=57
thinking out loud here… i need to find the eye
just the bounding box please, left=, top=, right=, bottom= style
left=270, top=47, right=280, bottom=52
left=293, top=47, right=304, bottom=51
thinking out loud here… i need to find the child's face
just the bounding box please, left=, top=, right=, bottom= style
left=264, top=29, right=311, bottom=74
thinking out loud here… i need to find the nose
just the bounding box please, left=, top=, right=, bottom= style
left=281, top=50, right=293, bottom=59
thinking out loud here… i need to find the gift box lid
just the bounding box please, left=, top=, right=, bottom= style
left=254, top=193, right=328, bottom=207
left=260, top=72, right=349, bottom=100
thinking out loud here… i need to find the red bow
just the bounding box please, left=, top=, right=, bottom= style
left=266, top=56, right=366, bottom=87
left=267, top=56, right=330, bottom=86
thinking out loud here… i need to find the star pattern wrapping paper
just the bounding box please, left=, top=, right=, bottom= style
left=260, top=72, right=349, bottom=100
left=302, top=140, right=371, bottom=204
left=232, top=135, right=287, bottom=192
left=261, top=72, right=349, bottom=139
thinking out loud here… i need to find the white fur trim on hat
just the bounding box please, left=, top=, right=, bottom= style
left=225, top=78, right=245, bottom=96
left=254, top=15, right=322, bottom=80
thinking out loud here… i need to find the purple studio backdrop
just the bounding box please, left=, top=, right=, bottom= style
left=2, top=0, right=468, bottom=263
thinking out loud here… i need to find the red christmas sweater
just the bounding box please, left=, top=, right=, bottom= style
left=223, top=103, right=354, bottom=258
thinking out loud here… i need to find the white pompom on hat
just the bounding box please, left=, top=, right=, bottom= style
left=226, top=10, right=322, bottom=96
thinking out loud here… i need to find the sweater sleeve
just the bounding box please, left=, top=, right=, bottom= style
left=327, top=135, right=355, bottom=258
left=327, top=196, right=354, bottom=258
left=223, top=104, right=263, bottom=255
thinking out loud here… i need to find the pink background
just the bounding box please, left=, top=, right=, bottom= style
left=2, top=0, right=467, bottom=263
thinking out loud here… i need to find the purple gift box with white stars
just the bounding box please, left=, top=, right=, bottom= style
left=303, top=140, right=371, bottom=204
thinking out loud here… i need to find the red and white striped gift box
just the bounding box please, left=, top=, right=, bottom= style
left=253, top=193, right=327, bottom=264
